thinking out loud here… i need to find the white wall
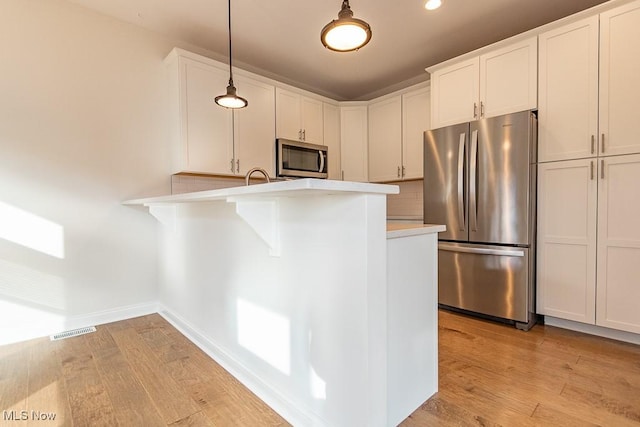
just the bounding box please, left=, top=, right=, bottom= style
left=0, top=0, right=178, bottom=344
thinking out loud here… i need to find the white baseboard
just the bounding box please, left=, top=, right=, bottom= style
left=0, top=301, right=159, bottom=346
left=157, top=305, right=327, bottom=427
left=543, top=316, right=640, bottom=345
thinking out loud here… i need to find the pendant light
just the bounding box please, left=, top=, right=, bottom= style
left=321, top=0, right=372, bottom=52
left=215, top=0, right=248, bottom=109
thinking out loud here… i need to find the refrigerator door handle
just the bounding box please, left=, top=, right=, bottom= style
left=438, top=243, right=525, bottom=257
left=457, top=133, right=466, bottom=230
left=469, top=129, right=479, bottom=232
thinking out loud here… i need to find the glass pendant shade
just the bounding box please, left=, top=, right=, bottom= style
left=321, top=1, right=372, bottom=52
left=215, top=81, right=248, bottom=109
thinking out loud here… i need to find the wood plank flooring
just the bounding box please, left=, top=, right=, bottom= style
left=1, top=310, right=639, bottom=426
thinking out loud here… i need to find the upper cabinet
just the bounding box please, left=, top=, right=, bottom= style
left=165, top=49, right=275, bottom=176
left=430, top=37, right=537, bottom=129
left=232, top=75, right=276, bottom=176
left=367, top=86, right=430, bottom=183
left=340, top=104, right=368, bottom=182
left=167, top=53, right=233, bottom=175
left=599, top=1, right=640, bottom=157
left=323, top=103, right=342, bottom=180
left=368, top=96, right=403, bottom=182
left=402, top=87, right=431, bottom=180
left=538, top=16, right=599, bottom=162
left=539, top=2, right=640, bottom=162
left=276, top=88, right=324, bottom=144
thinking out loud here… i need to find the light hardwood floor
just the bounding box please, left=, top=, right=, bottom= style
left=1, top=310, right=639, bottom=426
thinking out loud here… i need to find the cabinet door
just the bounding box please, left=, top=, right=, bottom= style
left=538, top=17, right=599, bottom=162
left=234, top=76, right=275, bottom=176
left=323, top=103, right=341, bottom=180
left=180, top=58, right=233, bottom=174
left=301, top=96, right=324, bottom=144
left=402, top=87, right=430, bottom=180
left=368, top=96, right=402, bottom=182
left=275, top=88, right=302, bottom=141
left=537, top=159, right=597, bottom=324
left=599, top=1, right=640, bottom=156
left=430, top=57, right=479, bottom=129
left=596, top=154, right=640, bottom=334
left=340, top=106, right=368, bottom=182
left=479, top=37, right=538, bottom=119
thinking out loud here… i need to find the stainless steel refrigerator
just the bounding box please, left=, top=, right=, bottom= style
left=424, top=110, right=537, bottom=330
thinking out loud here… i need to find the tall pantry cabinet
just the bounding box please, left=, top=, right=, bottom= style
left=537, top=1, right=640, bottom=334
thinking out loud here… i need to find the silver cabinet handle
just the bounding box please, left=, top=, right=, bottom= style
left=302, top=129, right=306, bottom=141
left=591, top=135, right=595, bottom=154
left=601, top=159, right=605, bottom=179
left=402, top=166, right=406, bottom=177
left=457, top=133, right=466, bottom=231
left=341, top=170, right=344, bottom=180
left=469, top=130, right=479, bottom=232
left=601, top=134, right=605, bottom=153
left=590, top=161, right=594, bottom=180
left=397, top=166, right=401, bottom=178
left=230, top=158, right=235, bottom=173
left=298, top=129, right=302, bottom=140
left=439, top=243, right=525, bottom=257
left=473, top=102, right=478, bottom=119
left=319, top=150, right=325, bottom=173
left=236, top=159, right=240, bottom=173
left=480, top=101, right=485, bottom=118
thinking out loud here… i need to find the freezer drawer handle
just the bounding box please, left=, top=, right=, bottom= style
left=438, top=243, right=525, bottom=257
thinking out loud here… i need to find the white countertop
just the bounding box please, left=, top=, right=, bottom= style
left=124, top=178, right=399, bottom=205
left=386, top=222, right=446, bottom=239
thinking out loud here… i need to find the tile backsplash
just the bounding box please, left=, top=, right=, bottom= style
left=386, top=179, right=424, bottom=219
left=171, top=174, right=246, bottom=194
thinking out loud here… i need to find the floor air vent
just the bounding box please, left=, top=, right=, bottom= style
left=50, top=326, right=97, bottom=341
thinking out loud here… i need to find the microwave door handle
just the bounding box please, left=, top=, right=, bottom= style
left=319, top=150, right=325, bottom=173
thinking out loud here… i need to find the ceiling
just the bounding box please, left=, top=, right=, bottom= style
left=65, top=0, right=610, bottom=101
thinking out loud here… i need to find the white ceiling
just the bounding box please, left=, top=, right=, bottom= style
left=65, top=0, right=610, bottom=100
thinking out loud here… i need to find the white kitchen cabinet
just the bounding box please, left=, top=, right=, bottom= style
left=430, top=57, right=479, bottom=129
left=233, top=74, right=276, bottom=176
left=429, top=37, right=537, bottom=129
left=599, top=1, right=640, bottom=157
left=537, top=155, right=640, bottom=335
left=402, top=87, right=430, bottom=180
left=340, top=105, right=368, bottom=182
left=167, top=53, right=233, bottom=174
left=166, top=49, right=275, bottom=176
left=276, top=88, right=324, bottom=144
left=596, top=154, right=640, bottom=334
left=368, top=87, right=430, bottom=183
left=368, top=96, right=402, bottom=182
left=538, top=2, right=640, bottom=162
left=323, top=103, right=342, bottom=180
left=538, top=16, right=599, bottom=162
left=537, top=159, right=597, bottom=324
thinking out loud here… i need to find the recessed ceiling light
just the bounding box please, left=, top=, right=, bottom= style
left=425, top=0, right=442, bottom=10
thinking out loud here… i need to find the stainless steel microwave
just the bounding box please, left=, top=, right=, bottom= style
left=276, top=139, right=328, bottom=179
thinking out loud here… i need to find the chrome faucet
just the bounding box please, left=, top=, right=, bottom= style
left=245, top=167, right=271, bottom=186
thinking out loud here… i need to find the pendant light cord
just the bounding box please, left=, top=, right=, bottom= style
left=227, top=0, right=234, bottom=85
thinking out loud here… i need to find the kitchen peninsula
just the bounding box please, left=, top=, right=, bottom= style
left=125, top=179, right=444, bottom=427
